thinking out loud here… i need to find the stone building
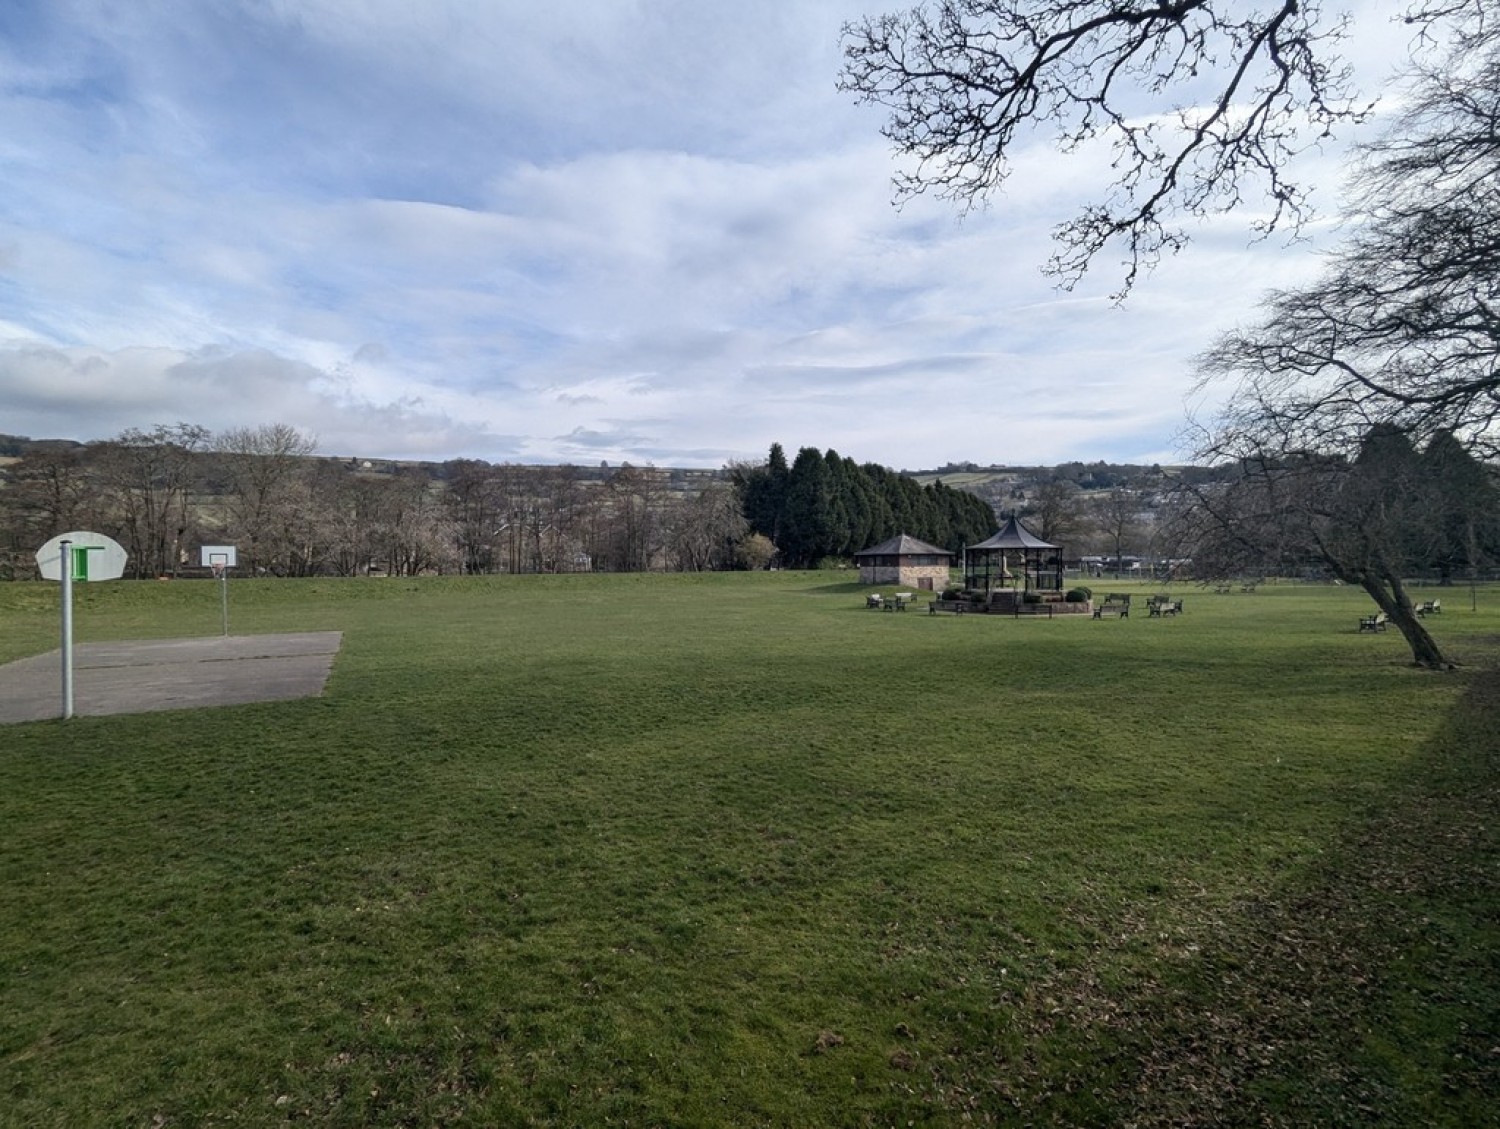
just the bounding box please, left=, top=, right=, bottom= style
left=854, top=533, right=953, bottom=590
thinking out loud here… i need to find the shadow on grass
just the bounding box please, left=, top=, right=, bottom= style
left=1060, top=665, right=1500, bottom=1127
left=800, top=581, right=875, bottom=596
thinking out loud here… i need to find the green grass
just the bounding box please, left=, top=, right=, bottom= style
left=1, top=574, right=1497, bottom=1127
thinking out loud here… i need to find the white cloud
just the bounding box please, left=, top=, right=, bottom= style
left=0, top=0, right=1419, bottom=469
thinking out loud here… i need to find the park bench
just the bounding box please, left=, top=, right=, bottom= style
left=1417, top=599, right=1442, bottom=616
left=1358, top=612, right=1389, bottom=632
left=1213, top=584, right=1232, bottom=595
left=1093, top=593, right=1131, bottom=619
left=866, top=594, right=883, bottom=609
left=1147, top=595, right=1183, bottom=617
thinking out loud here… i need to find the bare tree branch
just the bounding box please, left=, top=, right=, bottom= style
left=1194, top=21, right=1500, bottom=461
left=840, top=0, right=1369, bottom=294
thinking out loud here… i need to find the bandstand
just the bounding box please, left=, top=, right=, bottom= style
left=964, top=516, right=1064, bottom=595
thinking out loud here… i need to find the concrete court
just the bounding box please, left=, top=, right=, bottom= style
left=0, top=632, right=343, bottom=725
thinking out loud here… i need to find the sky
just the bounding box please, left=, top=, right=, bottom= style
left=0, top=0, right=1419, bottom=470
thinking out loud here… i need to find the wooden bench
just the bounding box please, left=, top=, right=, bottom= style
left=928, top=600, right=966, bottom=615
left=1093, top=593, right=1131, bottom=619
left=1358, top=612, right=1388, bottom=632
left=1417, top=599, right=1442, bottom=616
left=1147, top=595, right=1183, bottom=617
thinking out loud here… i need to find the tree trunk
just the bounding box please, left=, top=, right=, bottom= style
left=1359, top=572, right=1452, bottom=669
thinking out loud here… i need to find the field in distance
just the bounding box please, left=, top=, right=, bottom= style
left=2, top=573, right=1496, bottom=1127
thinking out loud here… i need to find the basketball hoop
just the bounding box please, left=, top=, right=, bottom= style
left=199, top=545, right=237, bottom=636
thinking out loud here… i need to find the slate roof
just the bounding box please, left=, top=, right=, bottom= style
left=853, top=533, right=952, bottom=559
left=970, top=516, right=1058, bottom=551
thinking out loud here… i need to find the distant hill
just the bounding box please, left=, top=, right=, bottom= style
left=908, top=462, right=1228, bottom=512
left=2, top=434, right=1225, bottom=508
left=0, top=435, right=84, bottom=458
left=0, top=435, right=727, bottom=496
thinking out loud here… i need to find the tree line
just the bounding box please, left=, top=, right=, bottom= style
left=0, top=424, right=758, bottom=580
left=0, top=427, right=1003, bottom=580
left=4, top=421, right=1492, bottom=618
left=0, top=425, right=1296, bottom=584
left=732, top=443, right=997, bottom=569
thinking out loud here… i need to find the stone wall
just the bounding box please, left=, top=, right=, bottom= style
left=859, top=563, right=952, bottom=590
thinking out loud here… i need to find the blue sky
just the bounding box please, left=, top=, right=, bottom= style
left=0, top=0, right=1414, bottom=469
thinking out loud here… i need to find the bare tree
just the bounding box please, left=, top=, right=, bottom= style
left=0, top=447, right=99, bottom=563
left=665, top=481, right=749, bottom=571
left=93, top=424, right=210, bottom=578
left=1027, top=477, right=1084, bottom=545
left=840, top=0, right=1368, bottom=292
left=1174, top=428, right=1455, bottom=666
left=1090, top=484, right=1142, bottom=576
left=269, top=471, right=325, bottom=577
left=443, top=459, right=504, bottom=574
left=316, top=466, right=380, bottom=576
left=213, top=424, right=318, bottom=575
left=481, top=464, right=526, bottom=573
left=537, top=465, right=588, bottom=573
left=1196, top=18, right=1500, bottom=460
left=1184, top=19, right=1500, bottom=666
left=376, top=469, right=457, bottom=576
left=310, top=467, right=454, bottom=578
left=594, top=464, right=670, bottom=572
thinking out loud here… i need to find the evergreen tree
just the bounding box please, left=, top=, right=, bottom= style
left=732, top=442, right=790, bottom=549
left=1421, top=431, right=1500, bottom=585
left=841, top=455, right=883, bottom=551
left=822, top=449, right=855, bottom=557
left=780, top=447, right=838, bottom=567
left=736, top=442, right=997, bottom=564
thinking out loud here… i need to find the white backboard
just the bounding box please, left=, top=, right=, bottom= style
left=200, top=545, right=238, bottom=568
left=36, top=531, right=129, bottom=582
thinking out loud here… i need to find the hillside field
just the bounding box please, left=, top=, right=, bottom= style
left=2, top=573, right=1497, bottom=1126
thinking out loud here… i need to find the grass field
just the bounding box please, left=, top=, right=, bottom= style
left=2, top=573, right=1497, bottom=1127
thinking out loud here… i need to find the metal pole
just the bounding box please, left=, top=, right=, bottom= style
left=60, top=539, right=74, bottom=720
left=220, top=569, right=229, bottom=636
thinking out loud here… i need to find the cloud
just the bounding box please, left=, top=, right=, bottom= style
left=0, top=343, right=508, bottom=457
left=0, top=0, right=1419, bottom=469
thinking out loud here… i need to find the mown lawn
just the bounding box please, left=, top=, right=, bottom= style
left=1, top=573, right=1497, bottom=1127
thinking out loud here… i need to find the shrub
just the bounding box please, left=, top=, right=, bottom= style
left=734, top=533, right=778, bottom=571
left=1065, top=586, right=1092, bottom=603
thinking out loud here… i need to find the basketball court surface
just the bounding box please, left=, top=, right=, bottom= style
left=0, top=632, right=343, bottom=725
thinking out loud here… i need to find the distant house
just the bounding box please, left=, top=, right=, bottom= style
left=854, top=533, right=952, bottom=590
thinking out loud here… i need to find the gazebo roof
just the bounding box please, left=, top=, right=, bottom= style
left=854, top=532, right=952, bottom=559
left=970, top=516, right=1057, bottom=551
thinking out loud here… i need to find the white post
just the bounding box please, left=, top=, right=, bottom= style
left=60, top=539, right=74, bottom=720
left=219, top=569, right=229, bottom=636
